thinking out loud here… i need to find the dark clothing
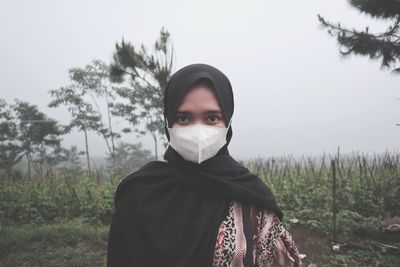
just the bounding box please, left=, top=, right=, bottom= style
left=107, top=146, right=282, bottom=267
left=107, top=63, right=283, bottom=267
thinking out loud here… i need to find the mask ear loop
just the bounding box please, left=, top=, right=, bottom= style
left=165, top=117, right=170, bottom=129
left=164, top=117, right=171, bottom=142
left=226, top=117, right=233, bottom=129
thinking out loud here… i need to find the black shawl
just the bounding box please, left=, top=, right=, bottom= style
left=107, top=64, right=282, bottom=267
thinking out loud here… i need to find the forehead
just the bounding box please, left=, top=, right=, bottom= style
left=177, top=85, right=222, bottom=111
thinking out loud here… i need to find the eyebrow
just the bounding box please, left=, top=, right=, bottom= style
left=204, top=111, right=223, bottom=116
left=175, top=111, right=191, bottom=116
left=175, top=110, right=223, bottom=115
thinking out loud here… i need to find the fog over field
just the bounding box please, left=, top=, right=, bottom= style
left=1, top=0, right=399, bottom=160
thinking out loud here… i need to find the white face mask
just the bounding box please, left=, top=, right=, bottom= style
left=167, top=120, right=232, bottom=164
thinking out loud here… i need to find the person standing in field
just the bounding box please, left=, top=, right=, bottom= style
left=107, top=63, right=302, bottom=267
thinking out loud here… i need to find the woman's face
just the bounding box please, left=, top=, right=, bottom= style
left=172, top=85, right=226, bottom=128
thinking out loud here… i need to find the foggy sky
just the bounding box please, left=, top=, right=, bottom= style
left=1, top=0, right=399, bottom=160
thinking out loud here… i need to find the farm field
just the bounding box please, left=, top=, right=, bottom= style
left=1, top=151, right=399, bottom=266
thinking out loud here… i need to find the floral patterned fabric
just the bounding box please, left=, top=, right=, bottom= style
left=213, top=201, right=302, bottom=267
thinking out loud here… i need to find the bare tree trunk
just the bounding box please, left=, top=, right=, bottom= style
left=40, top=143, right=44, bottom=178
left=331, top=159, right=337, bottom=243
left=152, top=132, right=158, bottom=160
left=105, top=86, right=116, bottom=169
left=88, top=90, right=115, bottom=172
left=84, top=127, right=91, bottom=176
left=27, top=153, right=31, bottom=180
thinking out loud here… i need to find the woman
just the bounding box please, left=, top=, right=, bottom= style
left=107, top=63, right=302, bottom=267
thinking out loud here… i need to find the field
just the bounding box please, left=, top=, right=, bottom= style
left=1, top=151, right=399, bottom=266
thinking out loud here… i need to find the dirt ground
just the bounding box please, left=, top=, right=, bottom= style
left=289, top=225, right=400, bottom=266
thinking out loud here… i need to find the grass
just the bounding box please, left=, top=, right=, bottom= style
left=0, top=220, right=108, bottom=267
left=1, top=220, right=399, bottom=267
left=321, top=244, right=400, bottom=267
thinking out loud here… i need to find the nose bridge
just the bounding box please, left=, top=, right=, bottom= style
left=192, top=115, right=203, bottom=125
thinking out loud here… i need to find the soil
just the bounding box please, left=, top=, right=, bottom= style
left=289, top=225, right=334, bottom=264
left=289, top=224, right=400, bottom=266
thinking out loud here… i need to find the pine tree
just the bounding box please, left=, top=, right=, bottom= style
left=318, top=0, right=400, bottom=73
left=110, top=27, right=174, bottom=159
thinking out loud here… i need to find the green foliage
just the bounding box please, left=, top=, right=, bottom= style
left=0, top=99, right=23, bottom=174
left=48, top=74, right=102, bottom=134
left=0, top=176, right=115, bottom=225
left=246, top=151, right=400, bottom=237
left=0, top=99, right=63, bottom=179
left=318, top=0, right=400, bottom=74
left=323, top=245, right=400, bottom=267
left=350, top=0, right=400, bottom=19
left=0, top=220, right=108, bottom=267
left=48, top=59, right=123, bottom=174
left=67, top=59, right=121, bottom=166
left=110, top=27, right=175, bottom=158
left=336, top=210, right=381, bottom=237
left=106, top=141, right=155, bottom=177
left=1, top=150, right=398, bottom=239
left=0, top=151, right=399, bottom=266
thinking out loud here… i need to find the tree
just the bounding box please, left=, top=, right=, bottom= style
left=56, top=145, right=84, bottom=179
left=68, top=59, right=121, bottom=169
left=318, top=0, right=400, bottom=74
left=0, top=99, right=23, bottom=176
left=49, top=79, right=102, bottom=176
left=110, top=27, right=174, bottom=159
left=13, top=100, right=62, bottom=179
left=106, top=141, right=154, bottom=177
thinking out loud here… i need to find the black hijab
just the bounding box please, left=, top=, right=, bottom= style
left=107, top=64, right=282, bottom=267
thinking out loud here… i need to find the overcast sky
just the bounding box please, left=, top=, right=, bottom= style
left=1, top=0, right=399, bottom=160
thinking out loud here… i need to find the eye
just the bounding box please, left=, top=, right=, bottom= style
left=175, top=114, right=190, bottom=124
left=207, top=115, right=221, bottom=124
